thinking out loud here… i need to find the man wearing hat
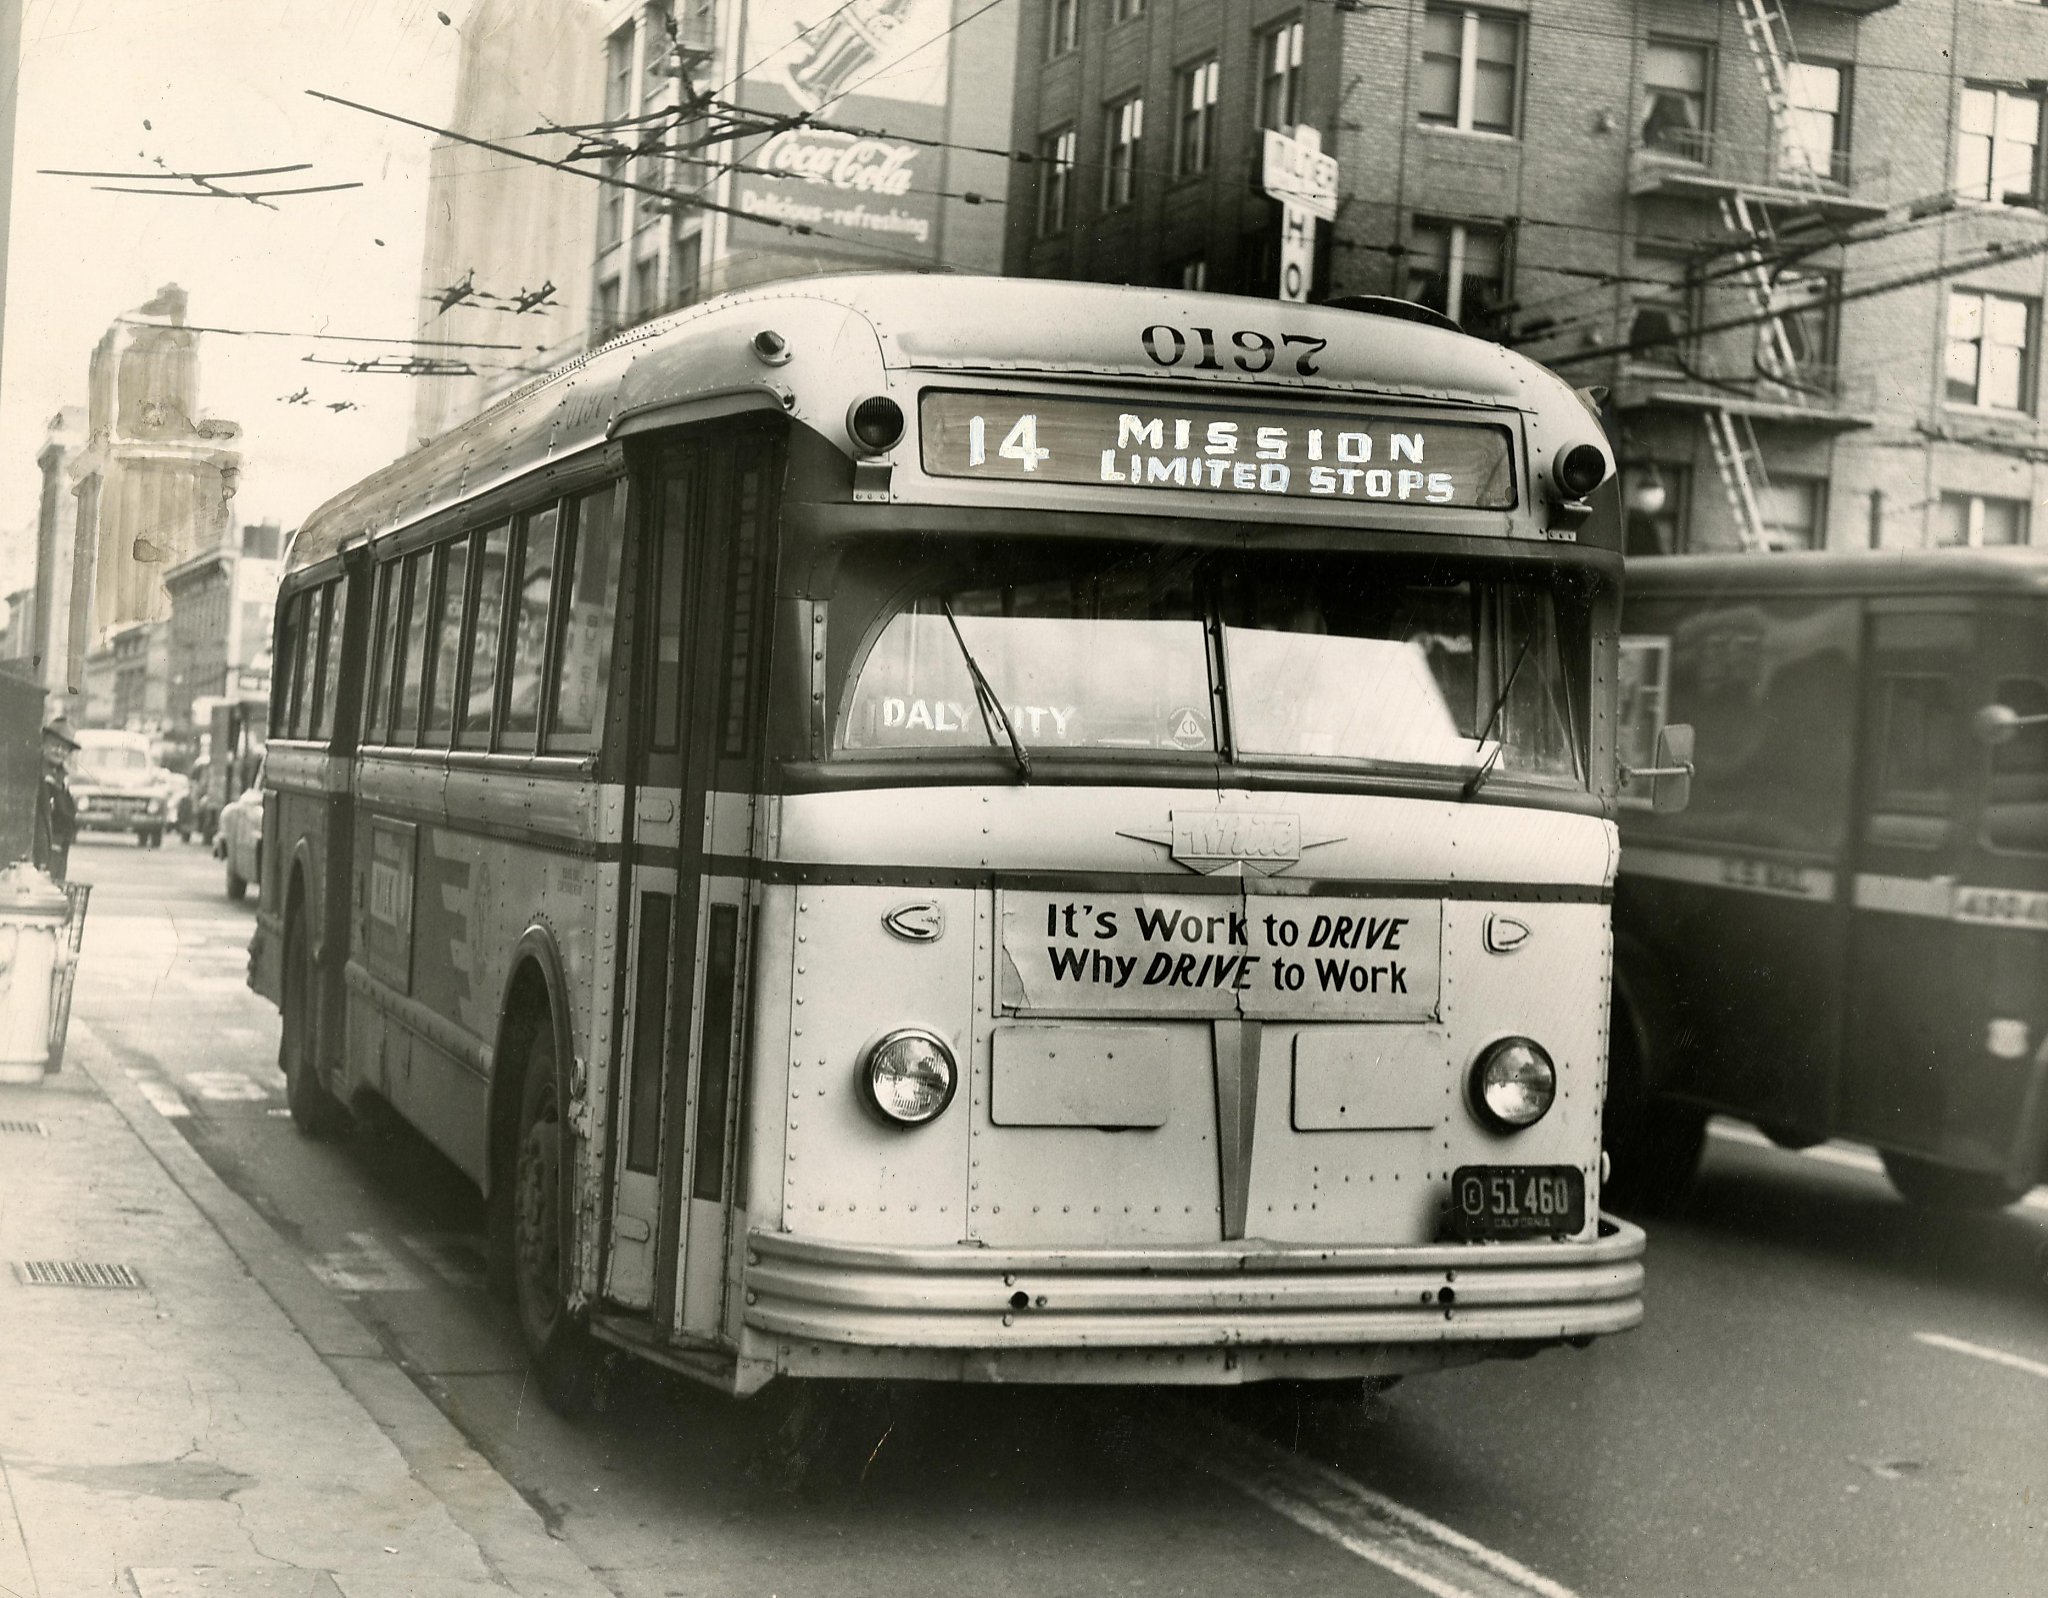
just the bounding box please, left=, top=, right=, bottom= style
left=35, top=718, right=79, bottom=884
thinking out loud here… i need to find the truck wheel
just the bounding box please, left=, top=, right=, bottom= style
left=512, top=1020, right=605, bottom=1415
left=1881, top=1151, right=2024, bottom=1212
left=280, top=913, right=349, bottom=1137
left=226, top=864, right=247, bottom=901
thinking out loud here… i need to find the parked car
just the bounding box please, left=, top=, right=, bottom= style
left=71, top=729, right=171, bottom=847
left=217, top=781, right=263, bottom=901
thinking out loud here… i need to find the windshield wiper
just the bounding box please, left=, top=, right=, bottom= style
left=1460, top=631, right=1534, bottom=800
left=939, top=599, right=1032, bottom=782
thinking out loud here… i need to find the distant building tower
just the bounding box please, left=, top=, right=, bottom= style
left=33, top=405, right=86, bottom=697
left=68, top=285, right=242, bottom=676
left=411, top=0, right=606, bottom=442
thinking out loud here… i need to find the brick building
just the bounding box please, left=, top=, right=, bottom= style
left=1007, top=0, right=2048, bottom=554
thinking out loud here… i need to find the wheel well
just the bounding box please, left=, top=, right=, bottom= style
left=488, top=959, right=555, bottom=1200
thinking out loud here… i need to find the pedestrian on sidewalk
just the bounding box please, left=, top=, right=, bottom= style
left=34, top=717, right=79, bottom=883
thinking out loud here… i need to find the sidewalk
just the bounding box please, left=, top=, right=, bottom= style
left=0, top=1022, right=614, bottom=1598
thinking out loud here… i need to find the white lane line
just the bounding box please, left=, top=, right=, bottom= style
left=1915, top=1332, right=2048, bottom=1383
left=1175, top=1416, right=1582, bottom=1598
left=126, top=1070, right=190, bottom=1120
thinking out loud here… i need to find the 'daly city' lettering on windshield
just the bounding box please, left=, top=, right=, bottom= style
left=880, top=697, right=1077, bottom=738
left=1099, top=412, right=1457, bottom=503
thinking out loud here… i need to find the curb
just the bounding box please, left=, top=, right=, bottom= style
left=73, top=1022, right=616, bottom=1598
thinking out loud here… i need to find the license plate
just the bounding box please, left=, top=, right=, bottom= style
left=1449, top=1165, right=1585, bottom=1240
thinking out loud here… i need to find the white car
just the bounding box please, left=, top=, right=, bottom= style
left=217, top=783, right=263, bottom=901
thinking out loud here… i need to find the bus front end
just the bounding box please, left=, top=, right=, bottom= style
left=721, top=308, right=1644, bottom=1391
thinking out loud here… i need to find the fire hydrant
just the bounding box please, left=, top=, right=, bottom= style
left=0, top=865, right=71, bottom=1084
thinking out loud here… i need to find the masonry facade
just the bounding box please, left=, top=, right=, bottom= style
left=1007, top=0, right=2048, bottom=554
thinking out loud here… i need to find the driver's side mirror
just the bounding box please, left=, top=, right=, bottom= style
left=1972, top=702, right=2048, bottom=747
left=1624, top=723, right=1695, bottom=815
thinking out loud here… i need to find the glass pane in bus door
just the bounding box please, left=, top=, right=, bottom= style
left=1840, top=607, right=1983, bottom=1159
left=605, top=444, right=752, bottom=1338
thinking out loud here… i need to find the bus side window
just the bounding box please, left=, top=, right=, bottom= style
left=391, top=549, right=434, bottom=747
left=459, top=523, right=512, bottom=748
left=363, top=562, right=397, bottom=745
left=547, top=482, right=624, bottom=754
left=424, top=536, right=471, bottom=745
left=1868, top=672, right=1956, bottom=845
left=1985, top=676, right=2048, bottom=854
left=1617, top=635, right=1671, bottom=807
left=502, top=504, right=561, bottom=752
left=271, top=592, right=299, bottom=737
left=314, top=579, right=348, bottom=743
left=289, top=586, right=324, bottom=740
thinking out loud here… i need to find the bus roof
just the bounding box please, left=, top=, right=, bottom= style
left=285, top=273, right=1601, bottom=576
left=1626, top=547, right=2048, bottom=602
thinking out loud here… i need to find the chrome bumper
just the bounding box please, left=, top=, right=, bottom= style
left=743, top=1220, right=1647, bottom=1351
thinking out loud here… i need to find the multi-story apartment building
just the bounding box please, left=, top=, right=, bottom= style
left=1008, top=0, right=2048, bottom=555
left=163, top=521, right=280, bottom=737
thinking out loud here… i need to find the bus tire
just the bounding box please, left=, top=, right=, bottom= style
left=1880, top=1150, right=2025, bottom=1212
left=226, top=865, right=248, bottom=901
left=512, top=1023, right=603, bottom=1415
left=1599, top=1010, right=1704, bottom=1217
left=280, top=912, right=349, bottom=1137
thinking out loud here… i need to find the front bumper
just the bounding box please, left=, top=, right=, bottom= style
left=741, top=1220, right=1645, bottom=1378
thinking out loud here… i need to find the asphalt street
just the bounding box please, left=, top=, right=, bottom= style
left=66, top=836, right=2048, bottom=1597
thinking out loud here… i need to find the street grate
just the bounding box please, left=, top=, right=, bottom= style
left=0, top=1120, right=47, bottom=1136
left=14, top=1260, right=145, bottom=1289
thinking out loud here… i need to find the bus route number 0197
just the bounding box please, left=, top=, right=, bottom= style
left=1141, top=324, right=1327, bottom=377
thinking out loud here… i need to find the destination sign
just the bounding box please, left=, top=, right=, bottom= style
left=997, top=889, right=1442, bottom=1021
left=921, top=392, right=1516, bottom=510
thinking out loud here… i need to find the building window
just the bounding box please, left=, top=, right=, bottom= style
left=1946, top=289, right=2034, bottom=410
left=594, top=276, right=622, bottom=341
left=1177, top=58, right=1220, bottom=176
left=1641, top=38, right=1711, bottom=161
left=672, top=228, right=703, bottom=306
left=1104, top=94, right=1144, bottom=210
left=1419, top=7, right=1520, bottom=136
left=1172, top=255, right=1208, bottom=291
left=1958, top=85, right=2044, bottom=207
left=1622, top=464, right=1690, bottom=555
left=1937, top=492, right=2030, bottom=546
left=631, top=255, right=661, bottom=320
left=1038, top=127, right=1076, bottom=234
left=600, top=156, right=627, bottom=249
left=1759, top=477, right=1825, bottom=551
left=1258, top=19, right=1305, bottom=134
left=640, top=5, right=670, bottom=103
left=1404, top=218, right=1509, bottom=335
left=605, top=22, right=637, bottom=120
left=1780, top=61, right=1846, bottom=181
left=1113, top=0, right=1145, bottom=20
left=1768, top=264, right=1837, bottom=378
left=1047, top=0, right=1078, bottom=59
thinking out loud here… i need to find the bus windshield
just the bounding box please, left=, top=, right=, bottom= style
left=838, top=541, right=1587, bottom=788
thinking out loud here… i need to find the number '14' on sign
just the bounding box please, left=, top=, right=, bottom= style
left=967, top=414, right=1049, bottom=472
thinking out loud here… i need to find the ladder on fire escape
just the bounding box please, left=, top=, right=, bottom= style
left=1704, top=409, right=1773, bottom=553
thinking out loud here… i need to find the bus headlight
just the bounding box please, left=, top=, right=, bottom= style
left=1469, top=1037, right=1556, bottom=1130
left=862, top=1028, right=957, bottom=1125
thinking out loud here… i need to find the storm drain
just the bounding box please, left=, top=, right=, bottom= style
left=0, top=1120, right=46, bottom=1136
left=14, top=1260, right=145, bottom=1289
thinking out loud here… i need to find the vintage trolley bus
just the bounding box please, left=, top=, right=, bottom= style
left=1610, top=550, right=2048, bottom=1213
left=253, top=275, right=1644, bottom=1405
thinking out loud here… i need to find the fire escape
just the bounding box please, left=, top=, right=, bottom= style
left=1620, top=0, right=1901, bottom=550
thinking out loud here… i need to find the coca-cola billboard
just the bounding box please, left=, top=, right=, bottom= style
left=731, top=0, right=950, bottom=266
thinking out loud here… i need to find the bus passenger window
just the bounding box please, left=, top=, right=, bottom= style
left=1985, top=676, right=2048, bottom=854
left=391, top=550, right=433, bottom=745
left=362, top=563, right=395, bottom=744
left=1870, top=674, right=1956, bottom=846
left=425, top=537, right=470, bottom=743
left=314, top=580, right=348, bottom=742
left=502, top=506, right=560, bottom=751
left=293, top=586, right=328, bottom=740
left=270, top=594, right=297, bottom=737
left=548, top=483, right=624, bottom=753
left=459, top=523, right=511, bottom=747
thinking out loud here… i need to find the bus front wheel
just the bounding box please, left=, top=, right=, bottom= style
left=1881, top=1150, right=2025, bottom=1212
left=512, top=1025, right=604, bottom=1414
